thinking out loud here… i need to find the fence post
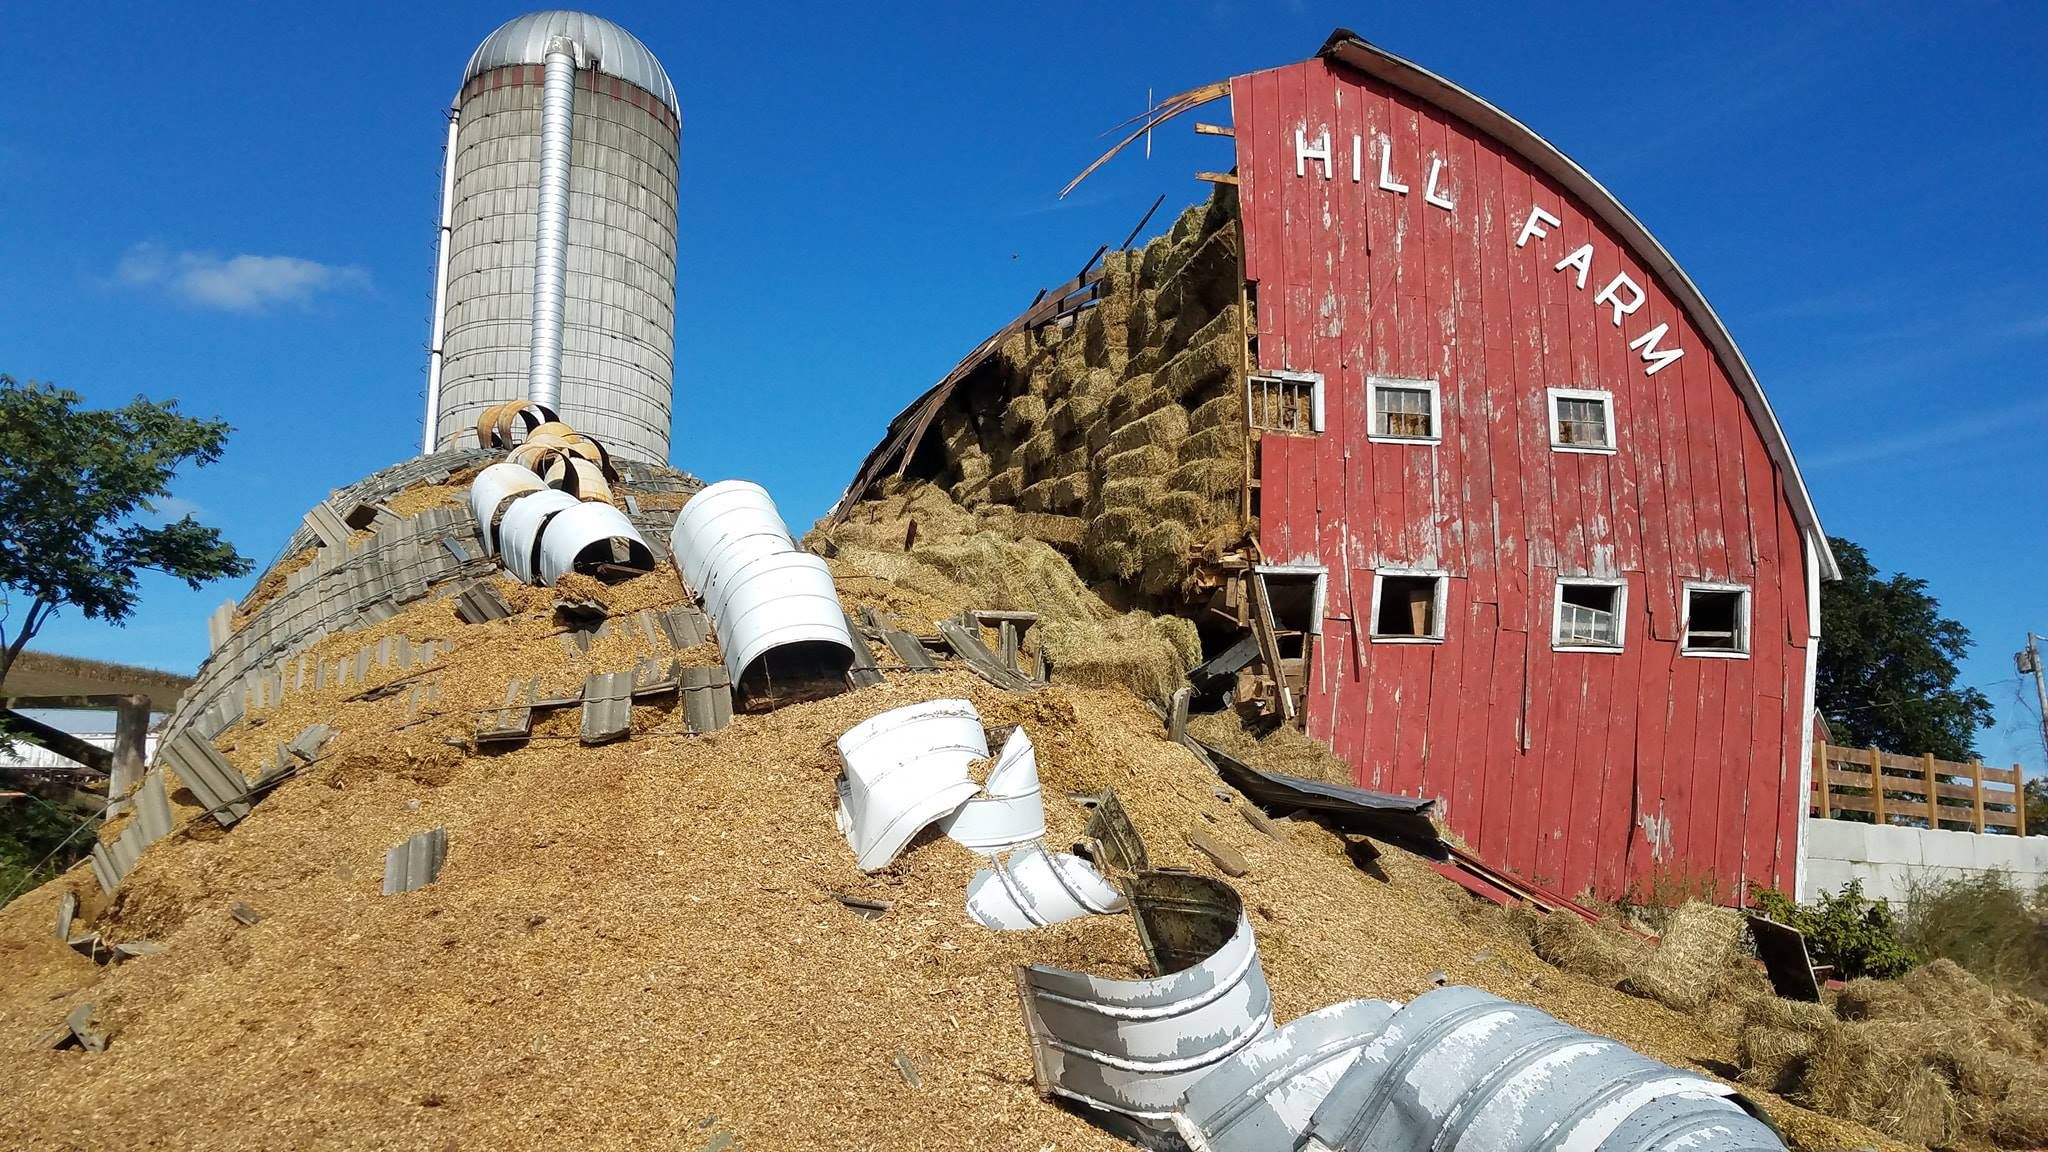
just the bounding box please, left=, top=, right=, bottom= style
left=1868, top=745, right=1886, bottom=826
left=1972, top=759, right=1986, bottom=834
left=1923, top=753, right=1940, bottom=829
left=1815, top=742, right=1831, bottom=819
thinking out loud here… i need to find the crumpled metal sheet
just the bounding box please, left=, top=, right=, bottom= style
left=1015, top=873, right=1274, bottom=1130
left=495, top=488, right=579, bottom=584
left=1300, top=985, right=1783, bottom=1152
left=964, top=842, right=1124, bottom=931
left=533, top=500, right=653, bottom=586
left=835, top=699, right=986, bottom=872
left=1172, top=998, right=1398, bottom=1152
left=940, top=727, right=1044, bottom=853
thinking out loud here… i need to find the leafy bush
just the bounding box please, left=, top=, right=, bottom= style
left=1900, top=871, right=2048, bottom=1002
left=1751, top=880, right=1918, bottom=980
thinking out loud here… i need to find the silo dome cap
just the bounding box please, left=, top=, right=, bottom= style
left=462, top=10, right=678, bottom=116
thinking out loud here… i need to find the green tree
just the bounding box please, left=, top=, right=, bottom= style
left=1816, top=537, right=1993, bottom=761
left=0, top=377, right=252, bottom=688
left=2027, top=775, right=2046, bottom=837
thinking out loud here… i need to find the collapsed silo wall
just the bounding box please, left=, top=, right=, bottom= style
left=434, top=67, right=679, bottom=465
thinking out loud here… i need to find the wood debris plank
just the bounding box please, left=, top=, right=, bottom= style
left=845, top=612, right=885, bottom=688
left=936, top=619, right=1034, bottom=692
left=1187, top=828, right=1250, bottom=877
left=882, top=629, right=937, bottom=672
left=476, top=680, right=536, bottom=744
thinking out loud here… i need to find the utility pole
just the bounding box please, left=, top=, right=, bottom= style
left=2023, top=633, right=2048, bottom=766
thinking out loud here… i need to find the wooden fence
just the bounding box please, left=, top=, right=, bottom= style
left=1810, top=742, right=2026, bottom=835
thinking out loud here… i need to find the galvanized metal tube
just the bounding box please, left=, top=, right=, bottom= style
left=528, top=38, right=577, bottom=412
left=423, top=109, right=460, bottom=454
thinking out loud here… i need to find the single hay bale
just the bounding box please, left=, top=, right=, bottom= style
left=1170, top=458, right=1242, bottom=501
left=1189, top=392, right=1242, bottom=434
left=950, top=453, right=991, bottom=486
left=1107, top=406, right=1190, bottom=456
left=1137, top=519, right=1194, bottom=597
left=1160, top=228, right=1243, bottom=324
left=1055, top=329, right=1090, bottom=379
left=1002, top=394, right=1048, bottom=438
left=1099, top=476, right=1165, bottom=512
left=1097, top=248, right=1135, bottom=298
left=986, top=468, right=1023, bottom=504
left=1126, top=288, right=1158, bottom=347
left=1155, top=491, right=1227, bottom=538
left=1012, top=512, right=1085, bottom=551
left=1081, top=302, right=1130, bottom=369
left=1051, top=447, right=1088, bottom=476
left=1884, top=1065, right=1959, bottom=1148
left=1180, top=424, right=1243, bottom=463
left=1017, top=479, right=1059, bottom=514
left=1025, top=360, right=1056, bottom=397
left=1101, top=444, right=1174, bottom=482
left=1049, top=473, right=1091, bottom=512
left=1838, top=959, right=2034, bottom=1054
left=1698, top=961, right=1775, bottom=1039
left=1804, top=1020, right=1917, bottom=1129
left=1990, top=1064, right=2048, bottom=1147
left=997, top=331, right=1037, bottom=377
left=1737, top=995, right=1837, bottom=1095
left=1084, top=510, right=1143, bottom=581
left=1530, top=915, right=1648, bottom=987
left=951, top=477, right=990, bottom=508
left=1040, top=611, right=1194, bottom=702
left=1620, top=902, right=1744, bottom=1013
left=1016, top=428, right=1058, bottom=473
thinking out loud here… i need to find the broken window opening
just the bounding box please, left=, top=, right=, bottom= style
left=1548, top=388, right=1615, bottom=452
left=1683, top=585, right=1750, bottom=656
left=1372, top=573, right=1445, bottom=641
left=1369, top=377, right=1440, bottom=442
left=1247, top=373, right=1322, bottom=436
left=1554, top=579, right=1625, bottom=650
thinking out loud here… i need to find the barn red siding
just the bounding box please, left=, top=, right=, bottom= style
left=1234, top=57, right=1811, bottom=902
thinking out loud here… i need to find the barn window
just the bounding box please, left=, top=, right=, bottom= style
left=1247, top=372, right=1324, bottom=435
left=1368, top=376, right=1441, bottom=443
left=1548, top=388, right=1615, bottom=452
left=1682, top=584, right=1751, bottom=657
left=1371, top=571, right=1447, bottom=642
left=1553, top=578, right=1627, bottom=651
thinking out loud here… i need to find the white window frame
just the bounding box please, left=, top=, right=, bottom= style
left=1367, top=375, right=1442, bottom=445
left=1253, top=563, right=1327, bottom=636
left=1547, top=387, right=1617, bottom=454
left=1368, top=568, right=1449, bottom=644
left=1247, top=371, right=1325, bottom=435
left=1680, top=582, right=1753, bottom=659
left=1552, top=576, right=1628, bottom=653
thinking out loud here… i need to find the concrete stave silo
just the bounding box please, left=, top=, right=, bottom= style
left=424, top=10, right=679, bottom=466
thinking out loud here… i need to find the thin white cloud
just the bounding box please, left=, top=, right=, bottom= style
left=1803, top=398, right=2048, bottom=471
left=115, top=243, right=367, bottom=312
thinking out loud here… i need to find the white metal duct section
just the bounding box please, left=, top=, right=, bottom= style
left=535, top=501, right=654, bottom=587
left=467, top=462, right=547, bottom=550
left=835, top=699, right=987, bottom=872
left=527, top=35, right=578, bottom=412
left=940, top=727, right=1045, bottom=853
left=495, top=489, right=579, bottom=585
left=964, top=842, right=1123, bottom=931
left=1016, top=873, right=1274, bottom=1129
left=1299, top=985, right=1783, bottom=1152
left=669, top=480, right=854, bottom=702
left=1172, top=998, right=1399, bottom=1152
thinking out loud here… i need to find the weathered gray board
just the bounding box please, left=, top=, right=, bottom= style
left=883, top=629, right=938, bottom=672
left=845, top=613, right=886, bottom=688
left=89, top=770, right=176, bottom=892
left=382, top=827, right=448, bottom=895
left=477, top=681, right=537, bottom=744
left=301, top=499, right=353, bottom=550
left=937, top=619, right=1035, bottom=692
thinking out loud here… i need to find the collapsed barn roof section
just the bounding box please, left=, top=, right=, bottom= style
left=1313, top=29, right=1837, bottom=581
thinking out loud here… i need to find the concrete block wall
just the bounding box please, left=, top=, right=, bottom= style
left=1801, top=816, right=2048, bottom=903
left=435, top=70, right=678, bottom=465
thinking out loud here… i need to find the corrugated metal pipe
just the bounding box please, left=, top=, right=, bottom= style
left=528, top=36, right=577, bottom=413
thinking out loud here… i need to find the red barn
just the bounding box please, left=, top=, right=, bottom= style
left=1236, top=33, right=1836, bottom=902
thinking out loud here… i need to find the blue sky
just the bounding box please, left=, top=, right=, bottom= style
left=1, top=3, right=2042, bottom=775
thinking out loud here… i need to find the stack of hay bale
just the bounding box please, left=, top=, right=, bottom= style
left=939, top=188, right=1248, bottom=602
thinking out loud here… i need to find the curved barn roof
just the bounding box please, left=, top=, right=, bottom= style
left=462, top=11, right=679, bottom=116
left=1318, top=30, right=1837, bottom=580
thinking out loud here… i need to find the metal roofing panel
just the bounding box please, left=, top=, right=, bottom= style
left=302, top=499, right=352, bottom=550
left=382, top=827, right=448, bottom=895
left=579, top=670, right=633, bottom=745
